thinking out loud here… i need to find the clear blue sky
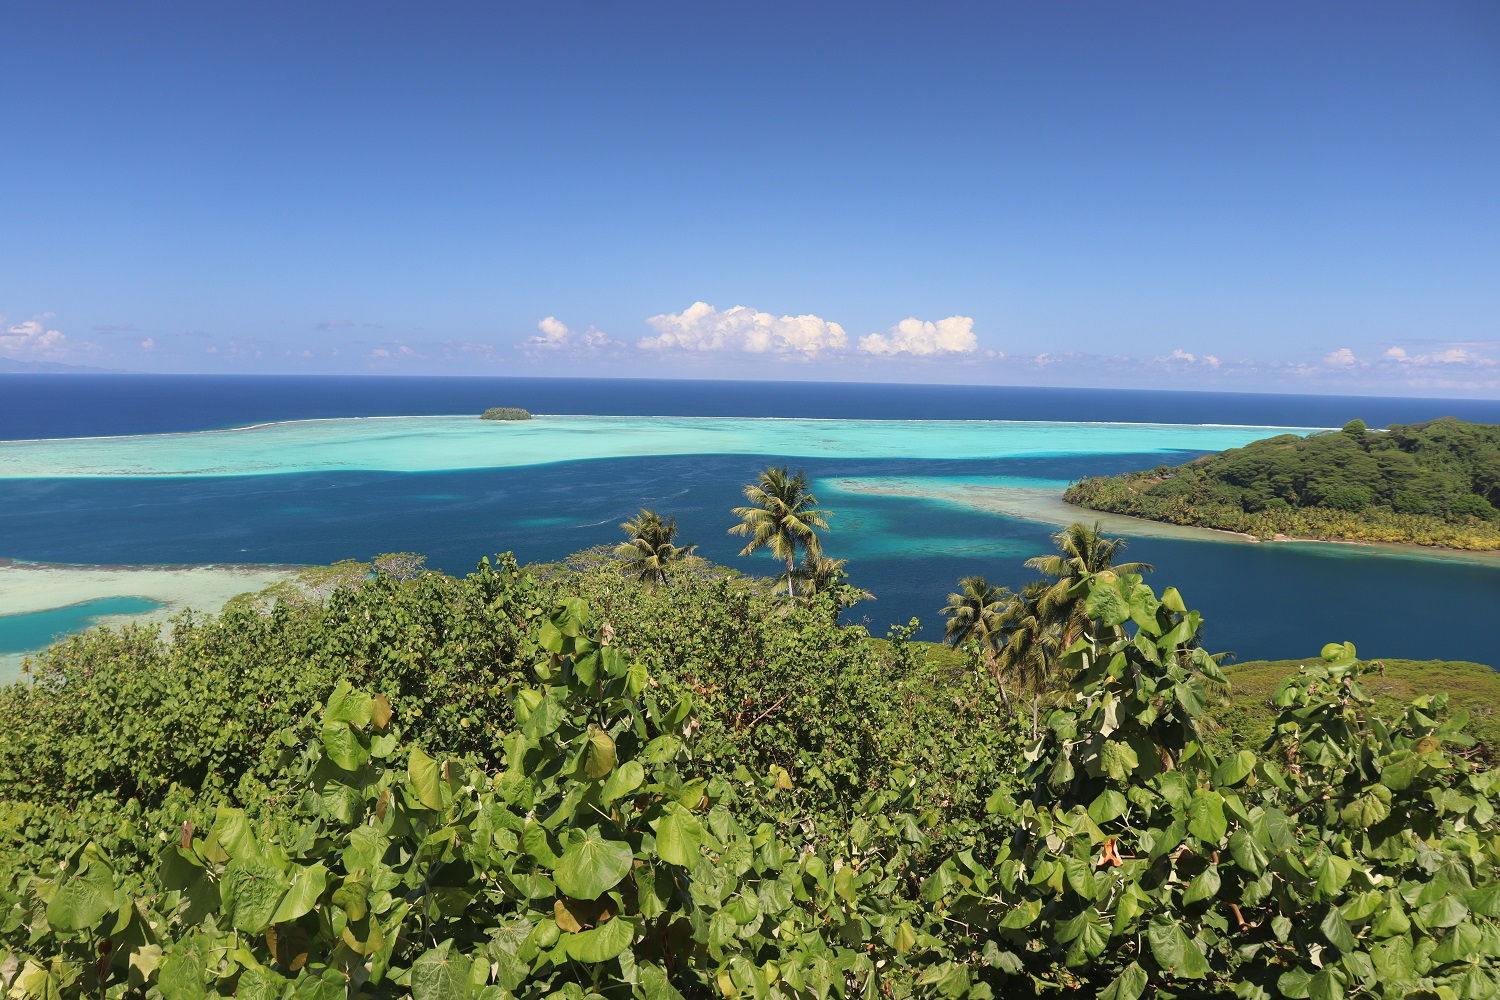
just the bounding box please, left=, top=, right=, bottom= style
left=2, top=1, right=1497, bottom=395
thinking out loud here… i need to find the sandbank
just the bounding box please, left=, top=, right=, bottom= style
left=0, top=560, right=299, bottom=679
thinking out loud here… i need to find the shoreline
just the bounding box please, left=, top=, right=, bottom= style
left=1066, top=504, right=1500, bottom=563
left=820, top=476, right=1500, bottom=568
left=0, top=560, right=304, bottom=679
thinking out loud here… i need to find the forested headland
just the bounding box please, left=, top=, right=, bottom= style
left=3, top=470, right=1499, bottom=999
left=1064, top=417, right=1500, bottom=550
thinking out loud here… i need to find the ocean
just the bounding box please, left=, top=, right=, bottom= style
left=2, top=374, right=1498, bottom=668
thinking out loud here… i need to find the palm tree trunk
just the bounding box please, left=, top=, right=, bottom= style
left=786, top=553, right=795, bottom=598
left=1031, top=693, right=1041, bottom=740
left=988, top=651, right=1013, bottom=717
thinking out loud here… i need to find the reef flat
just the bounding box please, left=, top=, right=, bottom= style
left=0, top=415, right=1311, bottom=479
left=0, top=560, right=298, bottom=679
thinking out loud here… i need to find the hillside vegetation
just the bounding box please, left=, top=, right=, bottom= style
left=1209, top=656, right=1500, bottom=764
left=1064, top=417, right=1500, bottom=549
left=2, top=538, right=1498, bottom=998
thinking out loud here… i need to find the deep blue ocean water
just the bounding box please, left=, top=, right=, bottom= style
left=2, top=375, right=1498, bottom=664
left=5, top=374, right=1500, bottom=439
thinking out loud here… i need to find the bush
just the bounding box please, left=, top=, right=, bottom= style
left=3, top=563, right=1497, bottom=998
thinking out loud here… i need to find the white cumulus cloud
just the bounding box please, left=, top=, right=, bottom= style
left=1158, top=348, right=1222, bottom=368
left=368, top=343, right=425, bottom=361
left=858, top=316, right=978, bottom=356
left=1, top=314, right=68, bottom=357
left=523, top=316, right=619, bottom=354
left=639, top=302, right=848, bottom=357
left=1323, top=347, right=1359, bottom=367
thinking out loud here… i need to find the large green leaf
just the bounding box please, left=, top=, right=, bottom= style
left=1186, top=789, right=1227, bottom=844
left=408, top=747, right=445, bottom=811
left=583, top=727, right=617, bottom=779
left=1213, top=750, right=1256, bottom=787
left=1308, top=968, right=1344, bottom=1000
left=1147, top=919, right=1207, bottom=979
left=157, top=935, right=209, bottom=1000
left=1182, top=865, right=1220, bottom=905
left=601, top=760, right=645, bottom=803
left=521, top=690, right=567, bottom=740
left=323, top=683, right=373, bottom=727
left=1084, top=583, right=1131, bottom=627
left=45, top=862, right=116, bottom=931
left=1097, top=962, right=1148, bottom=1000
left=221, top=857, right=288, bottom=933
left=209, top=806, right=258, bottom=859
left=654, top=802, right=704, bottom=867
left=1087, top=789, right=1128, bottom=826
left=563, top=916, right=635, bottom=963
left=554, top=833, right=633, bottom=899
left=269, top=863, right=327, bottom=925
left=411, top=942, right=473, bottom=1000
left=321, top=724, right=369, bottom=771
left=1100, top=740, right=1139, bottom=781
left=7, top=963, right=63, bottom=1000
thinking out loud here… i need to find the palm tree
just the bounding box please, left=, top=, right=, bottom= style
left=1024, top=522, right=1153, bottom=646
left=941, top=575, right=1017, bottom=715
left=996, top=582, right=1065, bottom=737
left=787, top=553, right=873, bottom=618
left=728, top=467, right=831, bottom=597
left=614, top=508, right=696, bottom=585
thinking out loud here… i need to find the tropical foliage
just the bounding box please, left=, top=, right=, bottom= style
left=480, top=407, right=533, bottom=421
left=940, top=577, right=1015, bottom=709
left=1065, top=417, right=1500, bottom=549
left=613, top=509, right=697, bottom=585
left=941, top=524, right=1149, bottom=734
left=729, top=467, right=831, bottom=597
left=2, top=519, right=1497, bottom=999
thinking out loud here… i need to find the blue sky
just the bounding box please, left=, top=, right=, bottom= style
left=2, top=2, right=1497, bottom=396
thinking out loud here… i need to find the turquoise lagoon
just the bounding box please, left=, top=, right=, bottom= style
left=0, top=415, right=1310, bottom=479
left=2, top=412, right=1497, bottom=667
left=0, top=596, right=163, bottom=655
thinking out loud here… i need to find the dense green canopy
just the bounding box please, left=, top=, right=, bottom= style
left=1066, top=416, right=1500, bottom=549
left=2, top=538, right=1497, bottom=998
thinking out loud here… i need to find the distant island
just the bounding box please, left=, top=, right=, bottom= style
left=1065, top=416, right=1500, bottom=550
left=480, top=406, right=533, bottom=420
left=0, top=356, right=123, bottom=374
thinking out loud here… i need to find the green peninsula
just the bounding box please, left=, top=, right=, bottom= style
left=1065, top=416, right=1500, bottom=550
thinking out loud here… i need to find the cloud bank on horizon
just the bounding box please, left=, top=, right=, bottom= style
left=3, top=301, right=1498, bottom=397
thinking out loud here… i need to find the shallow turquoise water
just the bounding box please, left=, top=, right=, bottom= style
left=0, top=415, right=1310, bottom=479
left=0, top=596, right=164, bottom=654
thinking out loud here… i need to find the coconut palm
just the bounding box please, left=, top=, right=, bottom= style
left=996, top=583, right=1065, bottom=737
left=787, top=553, right=873, bottom=619
left=728, top=467, right=831, bottom=598
left=1024, top=521, right=1153, bottom=646
left=614, top=508, right=697, bottom=585
left=941, top=575, right=1017, bottom=714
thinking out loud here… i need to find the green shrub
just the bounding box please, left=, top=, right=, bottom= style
left=4, top=573, right=1497, bottom=998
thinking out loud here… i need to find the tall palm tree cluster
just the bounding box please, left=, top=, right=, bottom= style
left=613, top=465, right=868, bottom=612
left=941, top=523, right=1152, bottom=735
left=613, top=471, right=1146, bottom=732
